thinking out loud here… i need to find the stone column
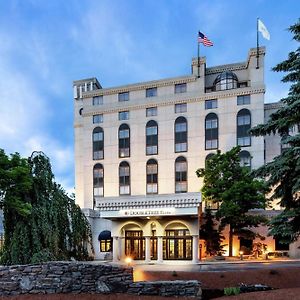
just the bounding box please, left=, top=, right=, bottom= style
left=113, top=237, right=119, bottom=262
left=192, top=235, right=199, bottom=264
left=157, top=236, right=163, bottom=263
left=145, top=236, right=151, bottom=263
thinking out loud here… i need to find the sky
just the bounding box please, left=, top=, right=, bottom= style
left=0, top=0, right=299, bottom=195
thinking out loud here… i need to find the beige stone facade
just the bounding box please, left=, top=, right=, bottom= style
left=74, top=47, right=299, bottom=261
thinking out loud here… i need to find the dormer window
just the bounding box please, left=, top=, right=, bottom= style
left=213, top=71, right=238, bottom=91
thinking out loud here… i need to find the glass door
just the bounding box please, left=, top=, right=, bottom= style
left=125, top=231, right=145, bottom=260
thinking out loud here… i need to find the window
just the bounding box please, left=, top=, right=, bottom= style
left=205, top=113, right=218, bottom=150
left=93, top=114, right=103, bottom=124
left=146, top=120, right=158, bottom=155
left=213, top=71, right=238, bottom=91
left=146, top=159, right=158, bottom=194
left=175, top=156, right=187, bottom=193
left=175, top=83, right=187, bottom=94
left=175, top=117, right=187, bottom=152
left=119, top=111, right=129, bottom=120
left=98, top=231, right=112, bottom=252
left=119, top=124, right=130, bottom=158
left=93, top=127, right=104, bottom=160
left=79, top=108, right=83, bottom=116
left=237, top=95, right=250, bottom=105
left=146, top=107, right=157, bottom=117
left=237, top=109, right=251, bottom=146
left=118, top=92, right=129, bottom=102
left=93, top=96, right=103, bottom=105
left=239, top=150, right=251, bottom=169
left=205, top=99, right=218, bottom=109
left=146, top=87, right=157, bottom=97
left=175, top=103, right=187, bottom=113
left=93, top=163, right=104, bottom=197
left=119, top=161, right=130, bottom=195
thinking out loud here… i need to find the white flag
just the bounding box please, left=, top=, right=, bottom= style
left=258, top=19, right=270, bottom=40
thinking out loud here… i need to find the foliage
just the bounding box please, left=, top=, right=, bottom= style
left=0, top=150, right=93, bottom=265
left=200, top=210, right=225, bottom=256
left=250, top=19, right=300, bottom=243
left=224, top=287, right=240, bottom=296
left=252, top=242, right=268, bottom=258
left=196, top=147, right=267, bottom=256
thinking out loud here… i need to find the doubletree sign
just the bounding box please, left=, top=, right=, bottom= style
left=120, top=208, right=175, bottom=217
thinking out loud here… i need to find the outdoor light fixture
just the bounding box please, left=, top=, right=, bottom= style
left=239, top=251, right=244, bottom=260
left=125, top=257, right=132, bottom=266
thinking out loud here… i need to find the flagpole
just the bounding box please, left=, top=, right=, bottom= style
left=256, top=17, right=259, bottom=69
left=197, top=32, right=200, bottom=78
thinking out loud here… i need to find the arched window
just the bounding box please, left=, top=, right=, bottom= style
left=239, top=150, right=251, bottom=169
left=93, top=127, right=104, bottom=160
left=175, top=156, right=187, bottom=193
left=237, top=109, right=251, bottom=146
left=175, top=117, right=187, bottom=152
left=213, top=71, right=238, bottom=91
left=119, top=124, right=130, bottom=158
left=146, top=120, right=158, bottom=155
left=119, top=161, right=130, bottom=195
left=205, top=113, right=218, bottom=150
left=146, top=159, right=158, bottom=194
left=93, top=163, right=104, bottom=198
left=98, top=230, right=112, bottom=252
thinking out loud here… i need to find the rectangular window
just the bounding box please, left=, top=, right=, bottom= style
left=119, top=111, right=129, bottom=120
left=205, top=99, right=218, bottom=109
left=93, top=96, right=103, bottom=105
left=175, top=83, right=187, bottom=94
left=237, top=95, right=250, bottom=105
left=93, top=114, right=103, bottom=124
left=118, top=91, right=129, bottom=102
left=146, top=87, right=157, bottom=97
left=237, top=137, right=251, bottom=147
left=146, top=107, right=157, bottom=117
left=237, top=115, right=251, bottom=126
left=206, top=139, right=218, bottom=149
left=175, top=103, right=187, bottom=113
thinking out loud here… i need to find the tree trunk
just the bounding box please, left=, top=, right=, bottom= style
left=229, top=225, right=233, bottom=257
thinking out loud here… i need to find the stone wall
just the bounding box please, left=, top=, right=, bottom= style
left=0, top=262, right=202, bottom=298
left=0, top=262, right=132, bottom=296
left=128, top=280, right=202, bottom=298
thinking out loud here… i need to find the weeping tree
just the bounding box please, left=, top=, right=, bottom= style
left=0, top=150, right=92, bottom=265
left=250, top=19, right=300, bottom=244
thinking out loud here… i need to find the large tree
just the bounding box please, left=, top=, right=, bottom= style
left=0, top=150, right=92, bottom=265
left=250, top=20, right=300, bottom=243
left=196, top=147, right=267, bottom=256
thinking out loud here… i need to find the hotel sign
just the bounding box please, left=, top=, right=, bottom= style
left=120, top=207, right=175, bottom=217
left=100, top=206, right=198, bottom=218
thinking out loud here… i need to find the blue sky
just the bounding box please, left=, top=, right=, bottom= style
left=0, top=0, right=299, bottom=194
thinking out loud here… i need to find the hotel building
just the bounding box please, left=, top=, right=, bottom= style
left=73, top=47, right=300, bottom=262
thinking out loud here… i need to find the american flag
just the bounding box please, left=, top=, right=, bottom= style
left=198, top=31, right=213, bottom=47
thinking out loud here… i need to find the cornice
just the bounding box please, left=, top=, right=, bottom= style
left=264, top=102, right=283, bottom=110
left=82, top=76, right=197, bottom=98
left=82, top=87, right=265, bottom=117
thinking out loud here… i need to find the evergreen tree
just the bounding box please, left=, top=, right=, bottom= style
left=200, top=209, right=225, bottom=256
left=196, top=147, right=267, bottom=256
left=250, top=20, right=300, bottom=243
left=0, top=150, right=92, bottom=265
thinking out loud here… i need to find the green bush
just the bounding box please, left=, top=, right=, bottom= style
left=224, top=287, right=240, bottom=296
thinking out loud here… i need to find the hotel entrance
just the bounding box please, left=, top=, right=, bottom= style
left=125, top=231, right=145, bottom=260
left=163, top=229, right=192, bottom=260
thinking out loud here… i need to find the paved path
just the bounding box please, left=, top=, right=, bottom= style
left=130, top=259, right=300, bottom=272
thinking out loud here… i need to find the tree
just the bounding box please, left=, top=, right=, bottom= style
left=250, top=20, right=300, bottom=244
left=200, top=209, right=225, bottom=256
left=196, top=147, right=267, bottom=256
left=0, top=150, right=93, bottom=265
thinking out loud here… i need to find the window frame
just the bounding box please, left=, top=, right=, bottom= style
left=205, top=113, right=218, bottom=150
left=92, top=127, right=104, bottom=160
left=118, top=91, right=129, bottom=102
left=174, top=83, right=187, bottom=94
left=237, top=109, right=251, bottom=147
left=119, top=124, right=130, bottom=158
left=93, top=95, right=103, bottom=106
left=146, top=106, right=157, bottom=117
left=175, top=103, right=187, bottom=113
left=93, top=114, right=103, bottom=124
left=93, top=163, right=104, bottom=198
left=119, top=161, right=130, bottom=195
left=205, top=99, right=218, bottom=110
left=146, top=159, right=158, bottom=194
left=174, top=116, right=188, bottom=153
left=146, top=87, right=157, bottom=98
left=237, top=94, right=251, bottom=106
left=119, top=111, right=129, bottom=121
left=146, top=120, right=158, bottom=155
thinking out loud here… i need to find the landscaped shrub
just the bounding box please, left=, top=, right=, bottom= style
left=224, top=287, right=240, bottom=296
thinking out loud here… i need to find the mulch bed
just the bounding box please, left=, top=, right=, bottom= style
left=138, top=267, right=300, bottom=289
